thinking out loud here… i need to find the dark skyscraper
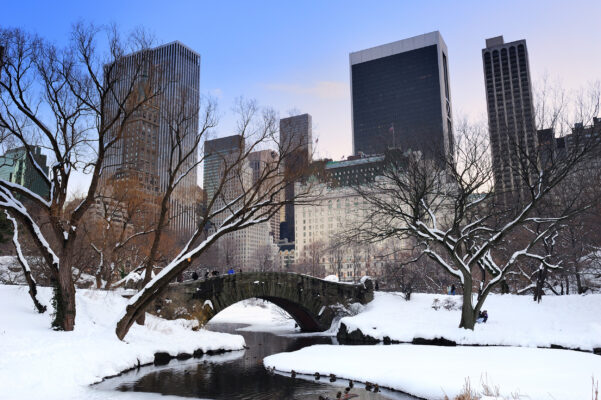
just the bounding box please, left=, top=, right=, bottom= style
left=279, top=113, right=312, bottom=243
left=482, top=36, right=538, bottom=204
left=350, top=31, right=454, bottom=161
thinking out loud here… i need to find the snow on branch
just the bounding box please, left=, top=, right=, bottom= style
left=0, top=187, right=59, bottom=267
left=0, top=179, right=51, bottom=208
left=5, top=211, right=34, bottom=278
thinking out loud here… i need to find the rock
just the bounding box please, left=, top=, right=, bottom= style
left=153, top=352, right=171, bottom=366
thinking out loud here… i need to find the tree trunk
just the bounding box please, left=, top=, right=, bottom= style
left=135, top=268, right=153, bottom=326
left=54, top=263, right=76, bottom=331
left=534, top=267, right=547, bottom=303
left=116, top=258, right=191, bottom=340
left=575, top=271, right=585, bottom=294
left=458, top=276, right=475, bottom=330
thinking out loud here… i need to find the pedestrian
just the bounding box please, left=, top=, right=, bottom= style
left=451, top=284, right=456, bottom=295
left=476, top=310, right=488, bottom=323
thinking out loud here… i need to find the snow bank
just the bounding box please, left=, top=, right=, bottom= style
left=264, top=344, right=601, bottom=400
left=0, top=284, right=245, bottom=400
left=339, top=292, right=601, bottom=350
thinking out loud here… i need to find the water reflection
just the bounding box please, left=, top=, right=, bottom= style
left=95, top=323, right=415, bottom=400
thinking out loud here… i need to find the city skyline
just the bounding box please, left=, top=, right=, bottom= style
left=3, top=0, right=601, bottom=198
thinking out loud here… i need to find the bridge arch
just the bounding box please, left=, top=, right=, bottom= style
left=151, top=272, right=374, bottom=331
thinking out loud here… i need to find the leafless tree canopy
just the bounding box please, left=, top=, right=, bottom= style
left=0, top=25, right=314, bottom=339
left=346, top=84, right=600, bottom=329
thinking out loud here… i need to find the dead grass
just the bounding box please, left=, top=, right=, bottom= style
left=443, top=375, right=520, bottom=400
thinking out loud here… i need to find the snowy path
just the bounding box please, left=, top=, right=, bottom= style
left=0, top=285, right=245, bottom=400
left=264, top=344, right=601, bottom=399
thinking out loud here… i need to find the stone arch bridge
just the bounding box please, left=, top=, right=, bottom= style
left=150, top=272, right=374, bottom=331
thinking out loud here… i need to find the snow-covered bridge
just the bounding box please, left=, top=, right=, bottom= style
left=150, top=271, right=374, bottom=331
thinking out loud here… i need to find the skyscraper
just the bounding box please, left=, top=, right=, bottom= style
left=102, top=41, right=201, bottom=237
left=482, top=36, right=538, bottom=204
left=203, top=135, right=270, bottom=269
left=203, top=135, right=245, bottom=202
left=248, top=149, right=280, bottom=241
left=279, top=113, right=312, bottom=242
left=350, top=31, right=454, bottom=161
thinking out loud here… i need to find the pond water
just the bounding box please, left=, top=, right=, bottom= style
left=95, top=323, right=417, bottom=400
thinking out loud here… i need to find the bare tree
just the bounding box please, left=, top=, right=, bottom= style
left=292, top=239, right=326, bottom=277
left=348, top=91, right=600, bottom=329
left=115, top=97, right=314, bottom=339
left=0, top=25, right=161, bottom=330
left=250, top=244, right=278, bottom=272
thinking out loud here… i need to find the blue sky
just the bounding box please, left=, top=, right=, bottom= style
left=3, top=0, right=601, bottom=191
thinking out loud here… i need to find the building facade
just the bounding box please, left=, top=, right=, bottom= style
left=0, top=146, right=50, bottom=199
left=537, top=118, right=601, bottom=170
left=293, top=182, right=382, bottom=281
left=203, top=135, right=271, bottom=270
left=350, top=31, right=454, bottom=161
left=482, top=36, right=538, bottom=205
left=248, top=149, right=280, bottom=241
left=102, top=41, right=201, bottom=237
left=280, top=113, right=313, bottom=242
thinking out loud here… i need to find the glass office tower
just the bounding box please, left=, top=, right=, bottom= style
left=350, top=31, right=454, bottom=162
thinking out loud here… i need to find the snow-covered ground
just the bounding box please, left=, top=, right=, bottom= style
left=339, top=292, right=601, bottom=350
left=0, top=284, right=245, bottom=400
left=264, top=344, right=601, bottom=400
left=209, top=298, right=297, bottom=332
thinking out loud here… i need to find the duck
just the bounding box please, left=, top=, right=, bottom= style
left=329, top=373, right=337, bottom=382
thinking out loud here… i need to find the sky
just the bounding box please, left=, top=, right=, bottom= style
left=2, top=0, right=601, bottom=195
